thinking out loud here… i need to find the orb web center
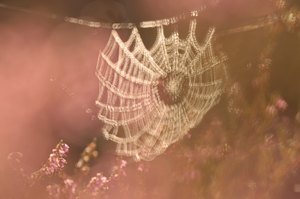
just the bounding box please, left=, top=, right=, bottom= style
left=157, top=71, right=188, bottom=105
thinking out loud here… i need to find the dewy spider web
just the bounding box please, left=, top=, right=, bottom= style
left=0, top=2, right=289, bottom=161
left=96, top=17, right=227, bottom=161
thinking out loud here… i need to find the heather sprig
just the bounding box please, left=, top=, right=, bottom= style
left=30, top=140, right=69, bottom=182
left=41, top=140, right=69, bottom=175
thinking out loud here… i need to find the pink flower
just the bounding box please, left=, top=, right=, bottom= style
left=138, top=164, right=144, bottom=172
left=86, top=173, right=109, bottom=196
left=58, top=143, right=69, bottom=156
left=64, top=179, right=77, bottom=196
left=47, top=179, right=77, bottom=199
left=275, top=98, right=288, bottom=111
left=101, top=176, right=108, bottom=183
left=41, top=141, right=69, bottom=175
left=120, top=160, right=127, bottom=169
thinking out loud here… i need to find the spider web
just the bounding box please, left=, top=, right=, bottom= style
left=96, top=19, right=227, bottom=161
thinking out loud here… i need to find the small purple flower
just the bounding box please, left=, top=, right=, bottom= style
left=86, top=173, right=109, bottom=196
left=41, top=141, right=69, bottom=175
left=63, top=179, right=77, bottom=198
left=101, top=176, right=108, bottom=183
left=47, top=179, right=77, bottom=199
left=58, top=143, right=70, bottom=156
